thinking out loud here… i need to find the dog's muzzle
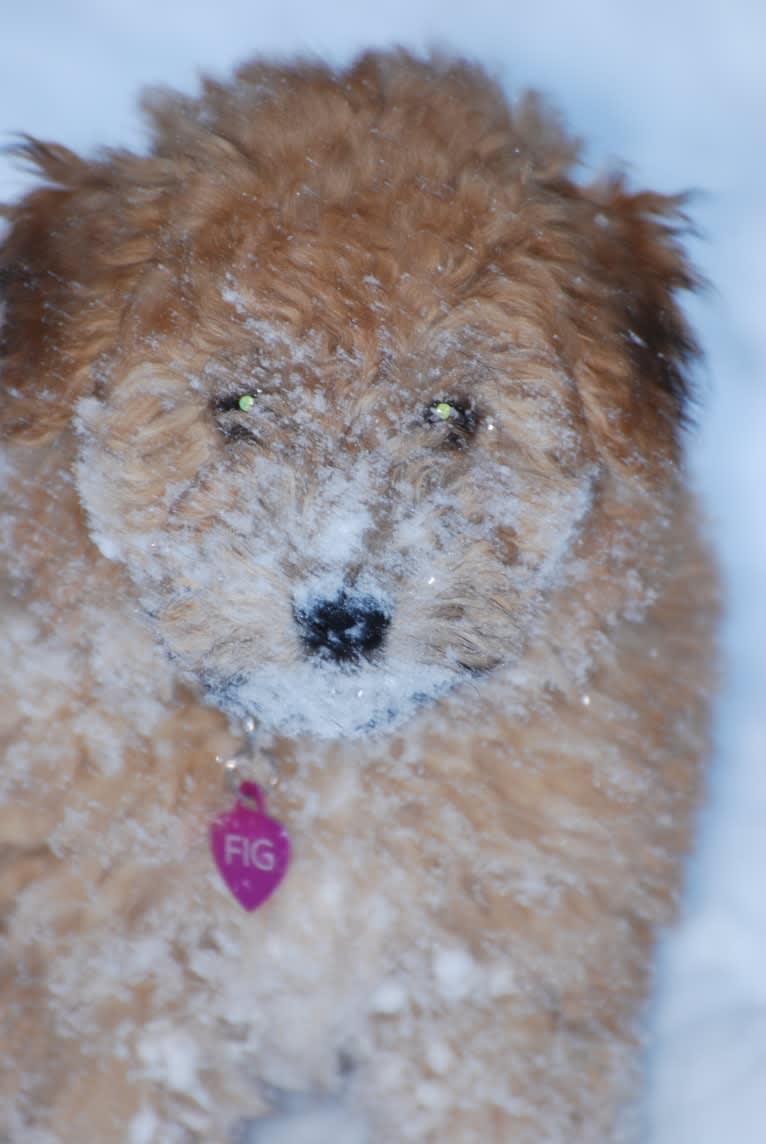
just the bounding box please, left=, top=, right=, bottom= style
left=294, top=589, right=391, bottom=665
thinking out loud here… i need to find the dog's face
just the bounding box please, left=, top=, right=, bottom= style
left=75, top=284, right=598, bottom=736
left=0, top=55, right=696, bottom=737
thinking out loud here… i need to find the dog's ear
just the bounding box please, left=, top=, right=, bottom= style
left=1, top=143, right=107, bottom=443
left=0, top=142, right=157, bottom=444
left=571, top=178, right=700, bottom=467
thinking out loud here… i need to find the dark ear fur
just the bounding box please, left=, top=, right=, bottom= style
left=604, top=182, right=698, bottom=403
left=1, top=145, right=90, bottom=441
left=576, top=178, right=701, bottom=464
left=0, top=142, right=151, bottom=444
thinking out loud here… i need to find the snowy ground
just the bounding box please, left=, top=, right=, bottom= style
left=2, top=2, right=765, bottom=1140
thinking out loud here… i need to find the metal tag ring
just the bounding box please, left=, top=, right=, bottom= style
left=222, top=754, right=279, bottom=810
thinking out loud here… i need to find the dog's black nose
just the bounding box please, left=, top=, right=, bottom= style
left=295, top=590, right=390, bottom=664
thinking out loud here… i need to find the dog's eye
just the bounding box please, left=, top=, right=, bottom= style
left=212, top=392, right=262, bottom=442
left=432, top=402, right=456, bottom=421
left=424, top=397, right=479, bottom=447
left=214, top=393, right=258, bottom=414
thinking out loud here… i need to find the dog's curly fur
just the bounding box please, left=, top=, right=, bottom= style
left=0, top=53, right=715, bottom=1142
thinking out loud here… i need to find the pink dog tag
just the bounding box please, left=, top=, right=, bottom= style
left=210, top=781, right=291, bottom=911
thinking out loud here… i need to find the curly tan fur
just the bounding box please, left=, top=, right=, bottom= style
left=0, top=53, right=714, bottom=1142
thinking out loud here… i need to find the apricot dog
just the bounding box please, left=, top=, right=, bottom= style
left=0, top=53, right=715, bottom=1142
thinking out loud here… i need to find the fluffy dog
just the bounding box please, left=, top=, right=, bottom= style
left=0, top=53, right=716, bottom=1142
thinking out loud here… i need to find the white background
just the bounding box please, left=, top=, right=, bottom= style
left=2, top=3, right=764, bottom=1139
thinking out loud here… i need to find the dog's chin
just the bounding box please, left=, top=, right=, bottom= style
left=199, top=657, right=463, bottom=739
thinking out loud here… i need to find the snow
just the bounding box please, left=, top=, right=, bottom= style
left=1, top=2, right=765, bottom=1141
left=370, top=979, right=409, bottom=1016
left=137, top=1023, right=201, bottom=1094
left=129, top=1108, right=161, bottom=1144
left=433, top=947, right=479, bottom=1003
left=238, top=1099, right=370, bottom=1144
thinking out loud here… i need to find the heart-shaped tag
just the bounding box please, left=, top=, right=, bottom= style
left=209, top=781, right=291, bottom=911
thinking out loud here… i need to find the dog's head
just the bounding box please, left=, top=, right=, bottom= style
left=0, top=53, right=698, bottom=736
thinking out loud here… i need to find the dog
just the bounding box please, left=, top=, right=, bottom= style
left=0, top=52, right=716, bottom=1142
